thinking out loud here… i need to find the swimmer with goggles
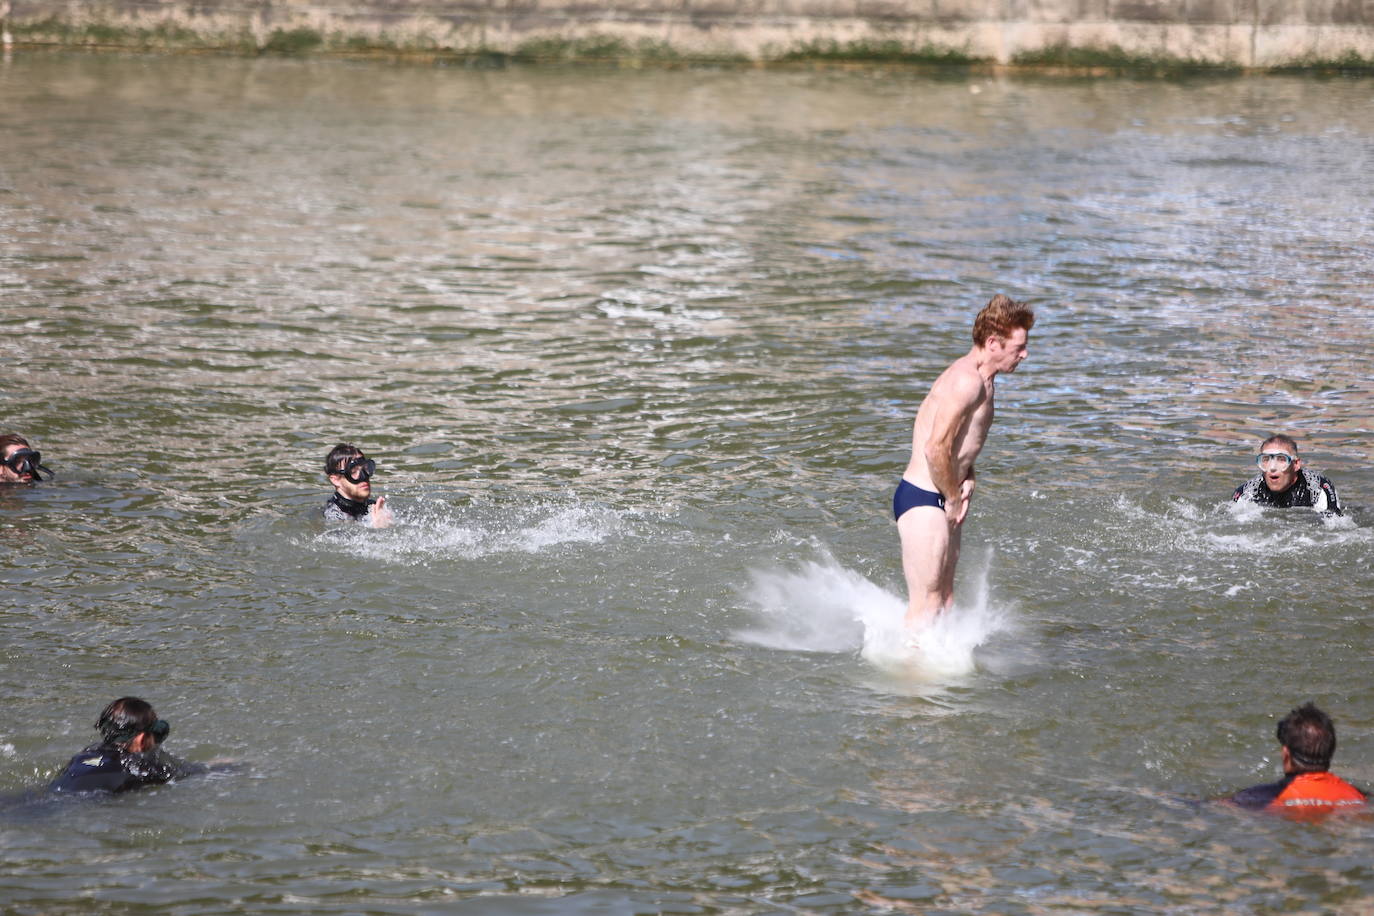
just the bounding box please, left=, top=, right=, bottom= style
left=323, top=444, right=393, bottom=527
left=0, top=438, right=52, bottom=483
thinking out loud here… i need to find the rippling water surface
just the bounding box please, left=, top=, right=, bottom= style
left=3, top=52, right=1374, bottom=913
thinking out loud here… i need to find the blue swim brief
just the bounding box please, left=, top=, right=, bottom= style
left=893, top=479, right=945, bottom=521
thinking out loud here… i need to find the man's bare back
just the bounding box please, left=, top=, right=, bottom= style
left=893, top=296, right=1033, bottom=631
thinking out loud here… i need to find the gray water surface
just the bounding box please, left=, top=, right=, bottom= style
left=3, top=53, right=1374, bottom=913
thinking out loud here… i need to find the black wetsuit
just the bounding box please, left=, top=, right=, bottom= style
left=48, top=742, right=203, bottom=794
left=1232, top=470, right=1342, bottom=515
left=323, top=492, right=376, bottom=522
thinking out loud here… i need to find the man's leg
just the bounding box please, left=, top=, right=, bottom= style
left=898, top=506, right=952, bottom=629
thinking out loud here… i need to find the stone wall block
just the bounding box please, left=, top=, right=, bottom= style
left=1183, top=0, right=1241, bottom=24
left=1109, top=0, right=1186, bottom=24
left=852, top=0, right=917, bottom=21
left=1330, top=0, right=1373, bottom=23
left=6, top=0, right=1374, bottom=62
left=1055, top=0, right=1111, bottom=23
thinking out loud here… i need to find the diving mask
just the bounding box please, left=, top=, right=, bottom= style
left=3, top=448, right=50, bottom=480
left=1256, top=452, right=1296, bottom=469
left=337, top=456, right=375, bottom=483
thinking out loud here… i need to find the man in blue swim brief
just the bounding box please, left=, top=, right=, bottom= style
left=896, top=294, right=1034, bottom=630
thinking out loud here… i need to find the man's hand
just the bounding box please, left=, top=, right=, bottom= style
left=946, top=477, right=975, bottom=526
left=369, top=496, right=394, bottom=529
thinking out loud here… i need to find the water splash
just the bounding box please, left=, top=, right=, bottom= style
left=734, top=548, right=1013, bottom=680
left=304, top=497, right=639, bottom=564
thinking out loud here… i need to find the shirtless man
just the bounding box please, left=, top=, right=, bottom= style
left=895, top=295, right=1034, bottom=629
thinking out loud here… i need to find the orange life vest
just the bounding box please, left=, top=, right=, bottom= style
left=1270, top=772, right=1367, bottom=814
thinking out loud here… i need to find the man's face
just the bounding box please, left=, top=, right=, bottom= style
left=1257, top=444, right=1301, bottom=492
left=1, top=444, right=34, bottom=483
left=329, top=454, right=373, bottom=503
left=990, top=327, right=1030, bottom=373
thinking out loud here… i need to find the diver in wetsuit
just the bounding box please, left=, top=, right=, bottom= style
left=49, top=697, right=205, bottom=794
left=0, top=433, right=52, bottom=483
left=1232, top=434, right=1341, bottom=515
left=1226, top=702, right=1366, bottom=816
left=323, top=443, right=393, bottom=527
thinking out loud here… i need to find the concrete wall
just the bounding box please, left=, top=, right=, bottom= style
left=5, top=0, right=1374, bottom=66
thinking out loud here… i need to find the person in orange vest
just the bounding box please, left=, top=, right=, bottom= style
left=1227, top=702, right=1367, bottom=815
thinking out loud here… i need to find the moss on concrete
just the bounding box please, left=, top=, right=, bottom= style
left=508, top=33, right=738, bottom=63
left=1271, top=50, right=1374, bottom=73
left=776, top=38, right=984, bottom=65
left=260, top=27, right=324, bottom=55
left=9, top=16, right=240, bottom=49
left=6, top=17, right=1374, bottom=72
left=1011, top=42, right=1242, bottom=73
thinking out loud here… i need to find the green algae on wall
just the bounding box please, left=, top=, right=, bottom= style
left=773, top=38, right=984, bottom=66
left=1010, top=43, right=1244, bottom=74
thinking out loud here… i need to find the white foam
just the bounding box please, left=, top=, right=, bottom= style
left=858, top=553, right=1014, bottom=679
left=734, top=549, right=1014, bottom=681
left=513, top=505, right=625, bottom=553
left=1105, top=494, right=1374, bottom=559
left=733, top=557, right=876, bottom=653
left=305, top=499, right=635, bottom=564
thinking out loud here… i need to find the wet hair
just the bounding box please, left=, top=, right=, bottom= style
left=0, top=433, right=31, bottom=456
left=95, top=697, right=162, bottom=747
left=1277, top=702, right=1336, bottom=772
left=972, top=294, right=1035, bottom=347
left=1261, top=434, right=1299, bottom=456
left=325, top=443, right=363, bottom=477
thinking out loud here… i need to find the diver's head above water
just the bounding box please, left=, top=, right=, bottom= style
left=323, top=442, right=394, bottom=527
left=0, top=433, right=51, bottom=483
left=325, top=443, right=376, bottom=503
left=1256, top=433, right=1302, bottom=493
left=95, top=696, right=171, bottom=754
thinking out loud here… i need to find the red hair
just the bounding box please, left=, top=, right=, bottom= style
left=972, top=294, right=1035, bottom=347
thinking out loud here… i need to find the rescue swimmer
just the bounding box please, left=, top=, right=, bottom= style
left=1225, top=702, right=1367, bottom=817
left=49, top=697, right=207, bottom=794
left=323, top=443, right=394, bottom=528
left=0, top=433, right=52, bottom=483
left=1232, top=434, right=1341, bottom=515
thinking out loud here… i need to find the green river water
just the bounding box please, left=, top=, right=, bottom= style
left=2, top=52, right=1374, bottom=913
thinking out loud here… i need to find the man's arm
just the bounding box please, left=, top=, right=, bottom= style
left=922, top=370, right=984, bottom=517
left=1317, top=477, right=1342, bottom=516
left=1224, top=778, right=1289, bottom=809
